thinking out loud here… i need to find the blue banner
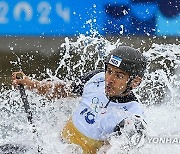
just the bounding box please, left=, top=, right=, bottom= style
left=0, top=0, right=104, bottom=36
left=0, top=0, right=179, bottom=36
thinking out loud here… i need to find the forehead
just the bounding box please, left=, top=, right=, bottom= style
left=107, top=64, right=129, bottom=75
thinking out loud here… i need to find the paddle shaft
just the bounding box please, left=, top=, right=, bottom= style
left=18, top=84, right=33, bottom=124
left=16, top=75, right=43, bottom=153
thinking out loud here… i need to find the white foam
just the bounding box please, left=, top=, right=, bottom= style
left=1, top=39, right=180, bottom=153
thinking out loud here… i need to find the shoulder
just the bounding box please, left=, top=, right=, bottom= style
left=71, top=69, right=104, bottom=96
left=82, top=69, right=105, bottom=83
left=85, top=71, right=105, bottom=84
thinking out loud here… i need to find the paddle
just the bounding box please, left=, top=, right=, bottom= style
left=16, top=74, right=33, bottom=124
left=16, top=73, right=43, bottom=153
left=0, top=73, right=43, bottom=154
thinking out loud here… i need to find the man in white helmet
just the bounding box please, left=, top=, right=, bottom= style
left=12, top=46, right=147, bottom=153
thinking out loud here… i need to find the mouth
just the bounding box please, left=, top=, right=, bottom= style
left=105, top=85, right=114, bottom=94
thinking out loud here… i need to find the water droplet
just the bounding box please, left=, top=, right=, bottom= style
left=10, top=47, right=14, bottom=50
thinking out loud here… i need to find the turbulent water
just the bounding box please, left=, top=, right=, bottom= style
left=0, top=35, right=180, bottom=154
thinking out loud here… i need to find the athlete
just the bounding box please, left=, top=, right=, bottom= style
left=12, top=46, right=147, bottom=154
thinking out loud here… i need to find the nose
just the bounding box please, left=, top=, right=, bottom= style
left=106, top=73, right=115, bottom=85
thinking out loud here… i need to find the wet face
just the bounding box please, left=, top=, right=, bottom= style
left=105, top=64, right=130, bottom=97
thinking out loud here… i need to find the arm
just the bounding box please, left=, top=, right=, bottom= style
left=12, top=72, right=71, bottom=99
left=12, top=69, right=104, bottom=99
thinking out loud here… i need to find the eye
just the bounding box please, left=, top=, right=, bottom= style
left=115, top=73, right=124, bottom=79
left=107, top=68, right=112, bottom=74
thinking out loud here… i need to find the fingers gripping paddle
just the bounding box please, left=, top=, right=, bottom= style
left=16, top=73, right=43, bottom=153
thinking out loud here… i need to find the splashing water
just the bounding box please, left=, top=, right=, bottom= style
left=0, top=35, right=180, bottom=154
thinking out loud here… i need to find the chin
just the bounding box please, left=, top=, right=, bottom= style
left=105, top=92, right=115, bottom=97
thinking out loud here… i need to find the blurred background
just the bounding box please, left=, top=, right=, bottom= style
left=0, top=0, right=179, bottom=89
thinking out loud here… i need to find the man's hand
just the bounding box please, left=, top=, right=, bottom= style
left=114, top=116, right=147, bottom=148
left=12, top=71, right=36, bottom=89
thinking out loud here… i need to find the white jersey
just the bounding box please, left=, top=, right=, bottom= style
left=72, top=72, right=144, bottom=140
